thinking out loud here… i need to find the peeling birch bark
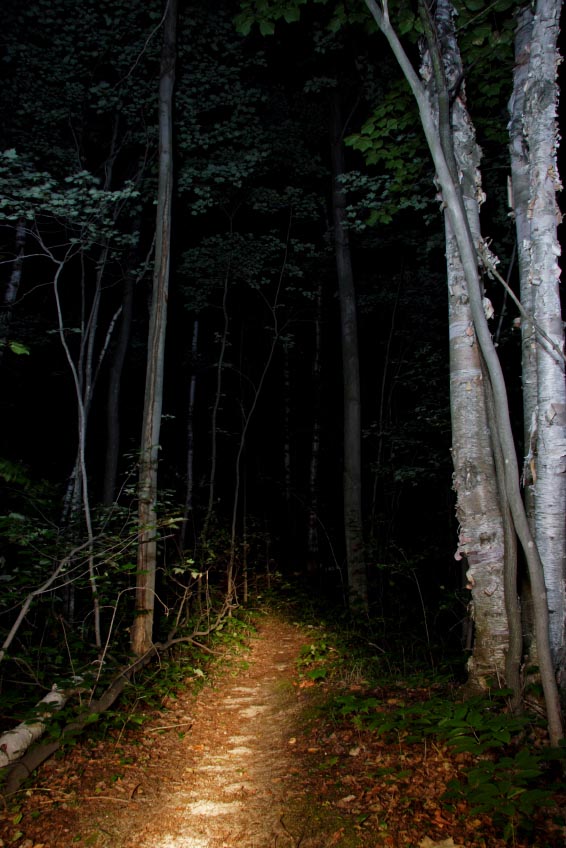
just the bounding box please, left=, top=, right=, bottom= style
left=522, top=0, right=566, bottom=679
left=363, top=0, right=563, bottom=743
left=0, top=687, right=71, bottom=769
left=510, top=0, right=566, bottom=680
left=421, top=0, right=508, bottom=688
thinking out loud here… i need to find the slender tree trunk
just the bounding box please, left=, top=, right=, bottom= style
left=242, top=471, right=248, bottom=604
left=131, top=0, right=177, bottom=657
left=307, top=283, right=323, bottom=575
left=508, top=11, right=538, bottom=668
left=420, top=0, right=509, bottom=689
left=330, top=93, right=368, bottom=609
left=370, top=274, right=402, bottom=547
left=509, top=7, right=538, bottom=530
left=484, top=361, right=522, bottom=710
left=515, top=0, right=566, bottom=683
left=282, top=342, right=292, bottom=513
left=0, top=217, right=26, bottom=366
left=203, top=246, right=231, bottom=540
left=226, top=241, right=287, bottom=600
left=103, top=272, right=136, bottom=506
left=52, top=258, right=101, bottom=648
left=61, top=246, right=96, bottom=525
left=180, top=317, right=199, bottom=550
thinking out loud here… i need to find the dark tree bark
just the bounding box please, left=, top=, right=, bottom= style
left=0, top=217, right=26, bottom=366
left=103, top=272, right=135, bottom=506
left=307, top=283, right=323, bottom=575
left=330, top=93, right=368, bottom=609
left=180, top=317, right=199, bottom=550
left=132, top=0, right=177, bottom=657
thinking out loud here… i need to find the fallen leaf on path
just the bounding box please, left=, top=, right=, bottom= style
left=336, top=794, right=356, bottom=807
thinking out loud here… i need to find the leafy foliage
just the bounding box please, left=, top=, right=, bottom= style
left=328, top=686, right=563, bottom=839
left=444, top=748, right=561, bottom=841
left=0, top=150, right=139, bottom=248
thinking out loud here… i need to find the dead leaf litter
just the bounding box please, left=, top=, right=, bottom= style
left=0, top=614, right=563, bottom=848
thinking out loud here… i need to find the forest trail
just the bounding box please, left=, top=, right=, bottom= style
left=8, top=614, right=357, bottom=848
left=2, top=613, right=562, bottom=848
left=117, top=615, right=315, bottom=848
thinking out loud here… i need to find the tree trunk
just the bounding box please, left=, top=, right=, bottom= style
left=446, top=214, right=509, bottom=688
left=226, top=271, right=283, bottom=601
left=103, top=200, right=150, bottom=506
left=508, top=6, right=538, bottom=669
left=282, top=342, right=293, bottom=515
left=420, top=0, right=509, bottom=689
left=364, top=0, right=563, bottom=742
left=0, top=686, right=74, bottom=769
left=516, top=0, right=566, bottom=683
left=131, top=0, right=177, bottom=657
left=180, top=317, right=199, bottom=550
left=203, top=246, right=231, bottom=540
left=0, top=217, right=26, bottom=366
left=330, top=93, right=368, bottom=609
left=509, top=6, right=538, bottom=530
left=103, top=274, right=135, bottom=506
left=307, top=283, right=323, bottom=575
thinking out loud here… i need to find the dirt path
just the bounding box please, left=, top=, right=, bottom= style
left=118, top=615, right=310, bottom=848
left=21, top=614, right=333, bottom=848
left=2, top=612, right=563, bottom=848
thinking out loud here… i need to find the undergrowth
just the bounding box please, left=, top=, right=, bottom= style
left=271, top=581, right=566, bottom=844
left=0, top=607, right=258, bottom=792
left=317, top=666, right=565, bottom=842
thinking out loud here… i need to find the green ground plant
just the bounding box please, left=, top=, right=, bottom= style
left=327, top=686, right=565, bottom=841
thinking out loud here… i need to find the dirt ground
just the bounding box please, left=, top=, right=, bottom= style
left=0, top=612, right=564, bottom=848
left=1, top=615, right=349, bottom=848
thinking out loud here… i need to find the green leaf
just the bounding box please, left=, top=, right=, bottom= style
left=283, top=7, right=301, bottom=23
left=306, top=666, right=328, bottom=680
left=8, top=340, right=30, bottom=355
left=234, top=13, right=253, bottom=35
left=259, top=19, right=275, bottom=35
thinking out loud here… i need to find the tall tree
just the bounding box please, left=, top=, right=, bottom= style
left=419, top=0, right=510, bottom=690
left=306, top=283, right=324, bottom=575
left=330, top=92, right=368, bottom=609
left=0, top=218, right=26, bottom=367
left=509, top=0, right=566, bottom=684
left=362, top=0, right=563, bottom=743
left=132, top=0, right=177, bottom=657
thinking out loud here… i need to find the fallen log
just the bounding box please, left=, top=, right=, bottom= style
left=1, top=625, right=228, bottom=796
left=0, top=685, right=74, bottom=769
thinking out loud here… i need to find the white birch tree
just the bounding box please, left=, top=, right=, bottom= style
left=419, top=0, right=510, bottom=691
left=509, top=0, right=566, bottom=684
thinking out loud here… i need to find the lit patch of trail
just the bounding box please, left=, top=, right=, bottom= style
left=107, top=616, right=311, bottom=847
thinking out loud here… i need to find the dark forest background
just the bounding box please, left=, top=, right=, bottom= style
left=0, top=0, right=559, bottom=715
